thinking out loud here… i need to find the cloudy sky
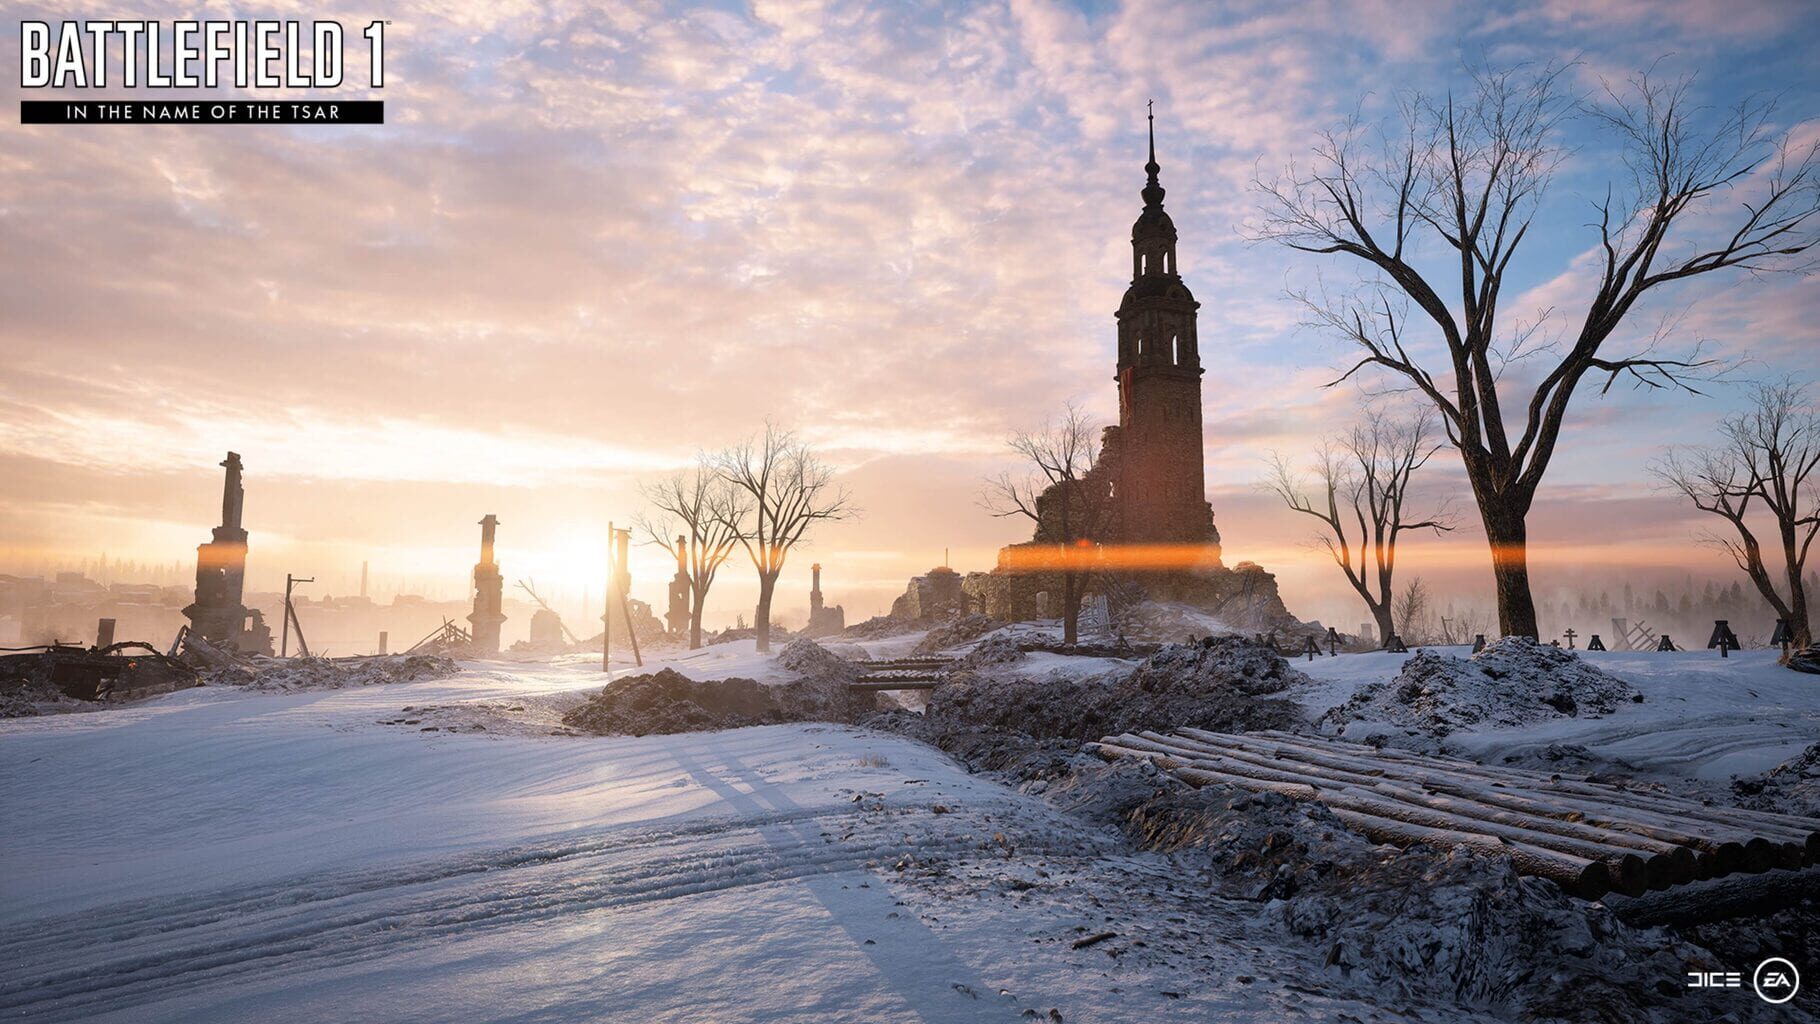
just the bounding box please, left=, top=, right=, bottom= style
left=1, top=0, right=1816, bottom=633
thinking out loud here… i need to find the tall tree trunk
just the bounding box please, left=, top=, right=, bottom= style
left=1371, top=602, right=1394, bottom=648
left=1784, top=524, right=1813, bottom=650
left=754, top=572, right=778, bottom=653
left=1483, top=506, right=1539, bottom=639
left=689, top=589, right=706, bottom=650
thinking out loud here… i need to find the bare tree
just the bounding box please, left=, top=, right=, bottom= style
left=1393, top=576, right=1433, bottom=645
left=715, top=424, right=855, bottom=653
left=1256, top=62, right=1820, bottom=638
left=635, top=458, right=747, bottom=650
left=983, top=405, right=1115, bottom=645
left=1269, top=407, right=1455, bottom=643
left=1656, top=380, right=1820, bottom=651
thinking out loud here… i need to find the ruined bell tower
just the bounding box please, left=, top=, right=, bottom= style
left=1114, top=108, right=1219, bottom=560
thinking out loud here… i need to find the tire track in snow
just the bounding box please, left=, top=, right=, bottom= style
left=0, top=800, right=1033, bottom=1021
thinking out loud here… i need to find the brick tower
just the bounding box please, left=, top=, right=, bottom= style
left=1114, top=109, right=1219, bottom=560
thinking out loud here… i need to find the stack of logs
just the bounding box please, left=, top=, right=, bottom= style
left=1093, top=729, right=1820, bottom=901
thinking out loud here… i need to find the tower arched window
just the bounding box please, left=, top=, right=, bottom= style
left=1171, top=334, right=1180, bottom=365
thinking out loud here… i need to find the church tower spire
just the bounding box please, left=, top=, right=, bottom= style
left=1112, top=106, right=1220, bottom=560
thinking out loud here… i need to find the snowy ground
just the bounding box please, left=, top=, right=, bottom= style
left=1, top=642, right=1480, bottom=1024
left=2, top=636, right=1812, bottom=1021
left=1289, top=645, right=1819, bottom=781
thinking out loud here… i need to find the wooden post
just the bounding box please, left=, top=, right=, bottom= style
left=602, top=523, right=614, bottom=674
left=614, top=524, right=642, bottom=667
left=283, top=574, right=314, bottom=658
left=378, top=631, right=388, bottom=655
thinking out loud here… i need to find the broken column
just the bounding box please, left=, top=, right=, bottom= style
left=665, top=535, right=690, bottom=636
left=467, top=514, right=506, bottom=655
left=182, top=452, right=275, bottom=655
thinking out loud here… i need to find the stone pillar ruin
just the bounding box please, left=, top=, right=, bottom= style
left=182, top=452, right=275, bottom=655
left=804, top=562, right=846, bottom=637
left=467, top=514, right=506, bottom=655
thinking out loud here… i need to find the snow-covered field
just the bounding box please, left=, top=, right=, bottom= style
left=2, top=636, right=1812, bottom=1022
left=1, top=643, right=1471, bottom=1024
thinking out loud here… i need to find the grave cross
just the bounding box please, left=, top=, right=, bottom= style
left=1563, top=629, right=1578, bottom=650
left=1707, top=620, right=1740, bottom=658
left=1771, top=618, right=1794, bottom=656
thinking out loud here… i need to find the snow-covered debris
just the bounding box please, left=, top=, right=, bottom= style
left=0, top=677, right=86, bottom=718
left=921, top=637, right=1308, bottom=749
left=1114, top=601, right=1238, bottom=644
left=776, top=637, right=857, bottom=680
left=912, top=613, right=1001, bottom=654
left=1047, top=760, right=1728, bottom=1022
left=953, top=632, right=1024, bottom=671
left=1271, top=846, right=1720, bottom=1021
left=230, top=654, right=460, bottom=693
left=839, top=614, right=918, bottom=639
left=1733, top=741, right=1820, bottom=818
left=1788, top=643, right=1820, bottom=674
left=564, top=641, right=878, bottom=736
left=1321, top=637, right=1639, bottom=737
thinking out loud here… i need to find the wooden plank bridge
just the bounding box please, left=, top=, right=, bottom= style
left=849, top=656, right=954, bottom=692
left=1094, top=729, right=1820, bottom=901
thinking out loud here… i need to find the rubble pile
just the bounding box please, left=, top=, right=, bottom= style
left=1322, top=637, right=1640, bottom=737
left=230, top=654, right=461, bottom=693
left=564, top=640, right=882, bottom=737
left=0, top=677, right=85, bottom=718
left=911, top=613, right=1001, bottom=654
left=1113, top=601, right=1236, bottom=644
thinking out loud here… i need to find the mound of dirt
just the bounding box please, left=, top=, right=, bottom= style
left=953, top=632, right=1024, bottom=671
left=912, top=613, right=1002, bottom=654
left=1732, top=741, right=1820, bottom=818
left=565, top=640, right=881, bottom=736
left=1322, top=637, right=1640, bottom=737
left=776, top=637, right=857, bottom=681
left=921, top=637, right=1307, bottom=750
left=230, top=655, right=460, bottom=693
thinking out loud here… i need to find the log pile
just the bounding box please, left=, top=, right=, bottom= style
left=1091, top=729, right=1820, bottom=901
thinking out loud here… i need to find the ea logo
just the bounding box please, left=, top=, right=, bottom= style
left=1754, top=957, right=1800, bottom=1004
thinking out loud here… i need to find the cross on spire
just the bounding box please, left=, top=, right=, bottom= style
left=1141, top=100, right=1164, bottom=207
